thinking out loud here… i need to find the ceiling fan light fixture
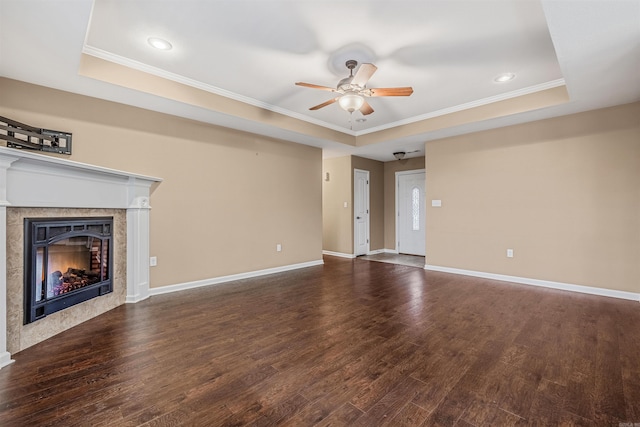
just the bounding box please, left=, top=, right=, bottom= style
left=339, top=93, right=364, bottom=113
left=393, top=151, right=406, bottom=160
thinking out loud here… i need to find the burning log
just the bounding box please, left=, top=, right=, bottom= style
left=48, top=267, right=101, bottom=296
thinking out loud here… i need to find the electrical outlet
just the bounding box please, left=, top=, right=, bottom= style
left=149, top=256, right=157, bottom=266
left=276, top=244, right=282, bottom=252
left=506, top=249, right=514, bottom=258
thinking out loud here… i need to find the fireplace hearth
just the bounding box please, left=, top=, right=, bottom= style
left=24, top=217, right=113, bottom=324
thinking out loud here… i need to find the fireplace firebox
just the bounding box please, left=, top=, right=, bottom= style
left=24, top=217, right=113, bottom=324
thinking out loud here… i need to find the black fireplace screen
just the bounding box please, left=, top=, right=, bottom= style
left=24, top=217, right=113, bottom=324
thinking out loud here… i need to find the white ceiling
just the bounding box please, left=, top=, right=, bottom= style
left=1, top=0, right=639, bottom=161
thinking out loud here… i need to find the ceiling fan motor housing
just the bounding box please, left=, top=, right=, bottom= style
left=337, top=76, right=355, bottom=91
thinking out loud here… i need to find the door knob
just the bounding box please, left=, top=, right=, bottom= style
left=356, top=216, right=361, bottom=219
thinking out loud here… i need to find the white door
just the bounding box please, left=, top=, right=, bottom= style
left=354, top=169, right=370, bottom=256
left=397, top=171, right=426, bottom=256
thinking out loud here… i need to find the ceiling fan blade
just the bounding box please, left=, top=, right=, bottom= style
left=309, top=97, right=339, bottom=110
left=295, top=82, right=336, bottom=92
left=360, top=101, right=374, bottom=116
left=369, top=87, right=414, bottom=97
left=351, top=63, right=377, bottom=87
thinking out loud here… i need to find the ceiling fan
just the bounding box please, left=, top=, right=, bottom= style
left=296, top=60, right=413, bottom=116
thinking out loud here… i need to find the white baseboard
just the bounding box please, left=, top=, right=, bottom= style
left=0, top=352, right=15, bottom=369
left=150, top=259, right=324, bottom=296
left=424, top=264, right=640, bottom=302
left=384, top=248, right=399, bottom=254
left=125, top=293, right=149, bottom=304
left=322, top=250, right=355, bottom=259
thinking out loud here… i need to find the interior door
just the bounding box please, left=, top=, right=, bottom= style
left=354, top=169, right=370, bottom=256
left=397, top=171, right=426, bottom=256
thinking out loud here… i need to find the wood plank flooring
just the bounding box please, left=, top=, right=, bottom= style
left=1, top=255, right=638, bottom=426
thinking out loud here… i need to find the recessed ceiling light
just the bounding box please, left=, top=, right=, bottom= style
left=147, top=37, right=172, bottom=51
left=355, top=118, right=367, bottom=123
left=494, top=73, right=516, bottom=83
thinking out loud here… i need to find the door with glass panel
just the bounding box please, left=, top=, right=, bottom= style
left=397, top=171, right=426, bottom=256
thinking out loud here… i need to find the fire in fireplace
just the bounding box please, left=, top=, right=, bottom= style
left=24, top=217, right=113, bottom=324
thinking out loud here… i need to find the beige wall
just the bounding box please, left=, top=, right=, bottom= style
left=425, top=102, right=640, bottom=293
left=322, top=156, right=352, bottom=254
left=322, top=156, right=385, bottom=255
left=384, top=157, right=426, bottom=250
left=0, top=78, right=323, bottom=288
left=352, top=156, right=384, bottom=251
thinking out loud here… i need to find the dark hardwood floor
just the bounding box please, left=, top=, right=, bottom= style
left=1, top=255, right=638, bottom=426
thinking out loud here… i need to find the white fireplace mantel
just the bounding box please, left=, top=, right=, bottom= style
left=0, top=146, right=162, bottom=369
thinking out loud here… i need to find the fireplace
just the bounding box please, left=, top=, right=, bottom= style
left=0, top=145, right=162, bottom=369
left=24, top=217, right=114, bottom=324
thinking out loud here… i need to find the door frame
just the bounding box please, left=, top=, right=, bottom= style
left=395, top=169, right=426, bottom=255
left=354, top=169, right=370, bottom=256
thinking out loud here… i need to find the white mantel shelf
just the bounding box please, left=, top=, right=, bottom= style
left=0, top=146, right=162, bottom=369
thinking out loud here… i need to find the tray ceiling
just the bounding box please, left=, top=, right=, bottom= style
left=1, top=0, right=638, bottom=161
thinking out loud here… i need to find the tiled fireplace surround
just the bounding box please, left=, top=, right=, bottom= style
left=0, top=146, right=161, bottom=369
